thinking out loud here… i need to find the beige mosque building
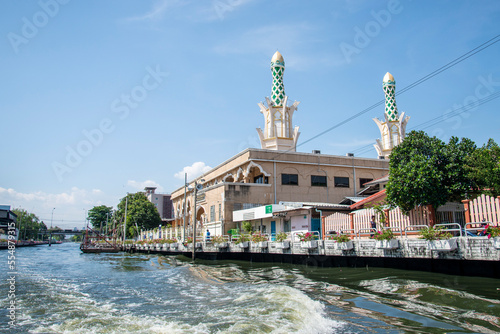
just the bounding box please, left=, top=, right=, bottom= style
left=169, top=52, right=408, bottom=239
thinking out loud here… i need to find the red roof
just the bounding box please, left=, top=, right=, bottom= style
left=349, top=189, right=387, bottom=210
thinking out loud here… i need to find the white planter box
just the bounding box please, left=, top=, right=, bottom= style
left=300, top=240, right=318, bottom=249
left=428, top=238, right=457, bottom=251
left=238, top=241, right=249, bottom=248
left=162, top=244, right=169, bottom=250
left=169, top=243, right=179, bottom=249
left=334, top=241, right=353, bottom=250
left=492, top=237, right=500, bottom=249
left=276, top=241, right=290, bottom=249
left=215, top=242, right=228, bottom=249
left=375, top=239, right=399, bottom=249
left=156, top=243, right=162, bottom=250
left=187, top=242, right=203, bottom=249
left=256, top=241, right=268, bottom=248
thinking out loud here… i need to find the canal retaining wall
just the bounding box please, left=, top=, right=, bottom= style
left=125, top=237, right=500, bottom=278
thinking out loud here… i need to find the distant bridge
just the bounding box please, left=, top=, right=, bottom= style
left=38, top=229, right=85, bottom=236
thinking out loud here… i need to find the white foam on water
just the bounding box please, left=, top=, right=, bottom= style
left=208, top=284, right=344, bottom=334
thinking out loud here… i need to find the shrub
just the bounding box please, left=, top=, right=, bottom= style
left=298, top=232, right=318, bottom=242
left=275, top=232, right=288, bottom=242
left=485, top=225, right=500, bottom=238
left=233, top=234, right=250, bottom=244
left=251, top=233, right=268, bottom=242
left=326, top=233, right=350, bottom=243
left=418, top=226, right=453, bottom=241
left=372, top=229, right=395, bottom=241
left=211, top=235, right=226, bottom=244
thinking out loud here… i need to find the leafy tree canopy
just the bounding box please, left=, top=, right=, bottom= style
left=87, top=205, right=114, bottom=231
left=12, top=208, right=44, bottom=240
left=468, top=138, right=500, bottom=197
left=116, top=192, right=161, bottom=238
left=386, top=131, right=479, bottom=213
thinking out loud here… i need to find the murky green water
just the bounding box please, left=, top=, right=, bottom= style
left=1, top=243, right=499, bottom=333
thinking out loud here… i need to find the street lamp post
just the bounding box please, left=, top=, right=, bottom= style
left=49, top=208, right=55, bottom=247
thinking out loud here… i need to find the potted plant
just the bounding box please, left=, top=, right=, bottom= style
left=184, top=237, right=202, bottom=249
left=298, top=232, right=318, bottom=249
left=212, top=235, right=228, bottom=248
left=326, top=233, right=353, bottom=250
left=372, top=229, right=399, bottom=249
left=234, top=234, right=250, bottom=248
left=251, top=233, right=268, bottom=248
left=166, top=238, right=178, bottom=249
left=419, top=226, right=457, bottom=251
left=484, top=225, right=500, bottom=249
left=274, top=232, right=290, bottom=249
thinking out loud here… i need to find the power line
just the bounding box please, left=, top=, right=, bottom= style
left=294, top=34, right=500, bottom=152
left=350, top=90, right=500, bottom=156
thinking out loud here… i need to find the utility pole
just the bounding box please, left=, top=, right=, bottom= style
left=49, top=208, right=55, bottom=247
left=123, top=194, right=128, bottom=245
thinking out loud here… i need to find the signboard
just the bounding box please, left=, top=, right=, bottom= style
left=265, top=205, right=273, bottom=214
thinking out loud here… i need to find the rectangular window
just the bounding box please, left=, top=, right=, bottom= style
left=311, top=175, right=327, bottom=187
left=359, top=178, right=373, bottom=189
left=282, top=174, right=298, bottom=185
left=210, top=205, right=215, bottom=222
left=218, top=203, right=221, bottom=221
left=334, top=176, right=350, bottom=188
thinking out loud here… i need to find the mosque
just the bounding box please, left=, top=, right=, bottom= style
left=169, top=52, right=409, bottom=238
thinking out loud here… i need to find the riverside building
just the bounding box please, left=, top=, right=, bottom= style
left=170, top=52, right=393, bottom=239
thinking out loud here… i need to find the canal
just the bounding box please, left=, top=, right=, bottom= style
left=1, top=242, right=499, bottom=333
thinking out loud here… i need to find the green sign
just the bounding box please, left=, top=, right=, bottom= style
left=265, top=205, right=273, bottom=214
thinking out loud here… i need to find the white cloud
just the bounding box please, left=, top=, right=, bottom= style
left=123, top=0, right=179, bottom=22
left=212, top=23, right=345, bottom=70
left=174, top=162, right=212, bottom=181
left=127, top=180, right=163, bottom=192
left=0, top=187, right=114, bottom=230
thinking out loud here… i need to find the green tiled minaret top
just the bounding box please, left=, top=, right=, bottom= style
left=271, top=51, right=285, bottom=106
left=383, top=72, right=398, bottom=121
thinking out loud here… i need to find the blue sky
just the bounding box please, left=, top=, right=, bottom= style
left=1, top=0, right=499, bottom=229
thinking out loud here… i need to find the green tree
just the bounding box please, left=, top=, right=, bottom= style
left=445, top=136, right=478, bottom=201
left=87, top=205, right=114, bottom=231
left=115, top=192, right=161, bottom=238
left=12, top=209, right=44, bottom=240
left=468, top=138, right=500, bottom=197
left=387, top=131, right=450, bottom=213
left=386, top=131, right=479, bottom=213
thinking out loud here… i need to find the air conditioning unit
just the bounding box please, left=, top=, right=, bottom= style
left=378, top=156, right=385, bottom=159
left=312, top=150, right=321, bottom=154
left=346, top=153, right=354, bottom=157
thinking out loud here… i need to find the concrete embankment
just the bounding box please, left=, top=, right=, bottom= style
left=124, top=237, right=500, bottom=279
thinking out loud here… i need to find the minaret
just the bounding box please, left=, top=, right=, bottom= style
left=257, top=51, right=300, bottom=151
left=373, top=72, right=410, bottom=158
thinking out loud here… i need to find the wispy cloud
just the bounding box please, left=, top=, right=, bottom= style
left=187, top=0, right=255, bottom=22
left=174, top=162, right=212, bottom=181
left=213, top=23, right=345, bottom=70
left=127, top=180, right=164, bottom=192
left=123, top=0, right=177, bottom=22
